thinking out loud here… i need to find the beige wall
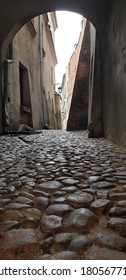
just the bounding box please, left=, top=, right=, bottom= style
left=6, top=13, right=58, bottom=131
left=42, top=14, right=57, bottom=128
left=7, top=18, right=43, bottom=130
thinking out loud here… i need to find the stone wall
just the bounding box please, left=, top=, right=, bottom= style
left=88, top=24, right=103, bottom=138
left=102, top=0, right=126, bottom=146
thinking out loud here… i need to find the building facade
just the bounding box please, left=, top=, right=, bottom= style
left=67, top=19, right=91, bottom=131
left=5, top=12, right=60, bottom=131
left=61, top=18, right=90, bottom=130
left=60, top=73, right=68, bottom=130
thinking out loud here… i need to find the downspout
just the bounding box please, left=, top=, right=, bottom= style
left=38, top=15, right=45, bottom=126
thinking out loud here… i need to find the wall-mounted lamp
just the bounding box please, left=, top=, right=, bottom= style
left=6, top=59, right=13, bottom=64
left=55, top=83, right=62, bottom=96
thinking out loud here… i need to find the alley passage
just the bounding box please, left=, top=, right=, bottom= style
left=1, top=130, right=126, bottom=260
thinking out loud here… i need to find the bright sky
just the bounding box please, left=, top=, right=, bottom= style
left=55, top=11, right=82, bottom=85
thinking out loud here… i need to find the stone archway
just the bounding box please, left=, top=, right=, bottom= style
left=0, top=0, right=120, bottom=144
left=1, top=3, right=126, bottom=149
left=0, top=0, right=111, bottom=59
left=0, top=0, right=111, bottom=135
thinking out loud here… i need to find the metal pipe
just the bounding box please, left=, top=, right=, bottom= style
left=38, top=15, right=45, bottom=126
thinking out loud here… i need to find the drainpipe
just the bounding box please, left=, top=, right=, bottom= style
left=38, top=15, right=45, bottom=126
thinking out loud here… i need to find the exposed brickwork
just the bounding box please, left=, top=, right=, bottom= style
left=67, top=21, right=90, bottom=131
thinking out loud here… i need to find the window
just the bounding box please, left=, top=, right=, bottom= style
left=19, top=62, right=31, bottom=113
left=7, top=42, right=13, bottom=61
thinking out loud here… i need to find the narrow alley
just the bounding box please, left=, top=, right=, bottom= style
left=0, top=130, right=126, bottom=260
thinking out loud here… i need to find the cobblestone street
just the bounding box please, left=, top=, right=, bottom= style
left=1, top=130, right=126, bottom=259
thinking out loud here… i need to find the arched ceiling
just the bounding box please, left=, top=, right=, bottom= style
left=0, top=0, right=113, bottom=58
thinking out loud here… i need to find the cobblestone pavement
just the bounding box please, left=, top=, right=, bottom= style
left=1, top=130, right=126, bottom=259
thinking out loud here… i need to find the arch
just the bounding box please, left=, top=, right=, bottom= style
left=0, top=0, right=111, bottom=59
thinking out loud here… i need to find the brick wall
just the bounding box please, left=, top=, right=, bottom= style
left=67, top=21, right=90, bottom=131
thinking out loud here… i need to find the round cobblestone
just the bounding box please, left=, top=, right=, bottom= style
left=1, top=130, right=126, bottom=260
left=70, top=235, right=91, bottom=252
left=40, top=215, right=62, bottom=235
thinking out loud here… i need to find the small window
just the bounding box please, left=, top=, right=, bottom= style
left=7, top=42, right=13, bottom=61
